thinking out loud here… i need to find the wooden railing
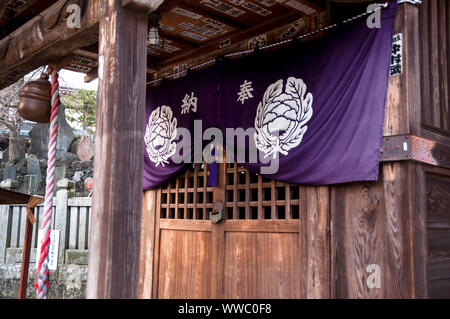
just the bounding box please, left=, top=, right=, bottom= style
left=0, top=182, right=92, bottom=266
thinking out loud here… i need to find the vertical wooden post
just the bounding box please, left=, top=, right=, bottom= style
left=383, top=3, right=426, bottom=298
left=18, top=209, right=34, bottom=299
left=139, top=190, right=157, bottom=299
left=211, top=149, right=226, bottom=299
left=0, top=205, right=11, bottom=263
left=299, top=186, right=330, bottom=299
left=86, top=0, right=148, bottom=299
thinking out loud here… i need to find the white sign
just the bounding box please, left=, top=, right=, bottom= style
left=36, top=230, right=60, bottom=271
left=390, top=33, right=403, bottom=76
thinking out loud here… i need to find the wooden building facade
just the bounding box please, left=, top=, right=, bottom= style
left=0, top=0, right=449, bottom=299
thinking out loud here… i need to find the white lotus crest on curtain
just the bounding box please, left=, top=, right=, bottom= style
left=145, top=105, right=178, bottom=167
left=254, top=77, right=313, bottom=159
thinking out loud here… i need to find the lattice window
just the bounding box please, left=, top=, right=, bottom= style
left=160, top=163, right=214, bottom=220
left=225, top=162, right=300, bottom=220
left=159, top=162, right=300, bottom=220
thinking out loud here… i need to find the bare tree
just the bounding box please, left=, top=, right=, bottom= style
left=0, top=79, right=25, bottom=161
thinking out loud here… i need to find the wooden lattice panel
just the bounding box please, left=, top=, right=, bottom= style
left=159, top=161, right=300, bottom=220
left=160, top=163, right=214, bottom=220
left=224, top=162, right=300, bottom=220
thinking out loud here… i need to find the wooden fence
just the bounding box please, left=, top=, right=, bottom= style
left=0, top=185, right=92, bottom=266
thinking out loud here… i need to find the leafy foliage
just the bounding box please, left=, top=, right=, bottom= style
left=62, top=89, right=97, bottom=133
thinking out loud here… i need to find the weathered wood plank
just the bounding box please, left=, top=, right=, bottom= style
left=300, top=186, right=330, bottom=299
left=438, top=0, right=449, bottom=131
left=408, top=163, right=428, bottom=298
left=139, top=190, right=157, bottom=299
left=331, top=181, right=385, bottom=299
left=152, top=189, right=162, bottom=298
left=10, top=206, right=21, bottom=248
left=68, top=207, right=79, bottom=250
left=78, top=207, right=88, bottom=250
left=384, top=3, right=421, bottom=136
left=223, top=232, right=300, bottom=298
left=223, top=220, right=298, bottom=233
left=0, top=0, right=101, bottom=90
left=429, top=0, right=441, bottom=128
left=211, top=154, right=226, bottom=298
left=382, top=163, right=413, bottom=298
left=157, top=228, right=213, bottom=298
left=18, top=207, right=34, bottom=299
left=419, top=0, right=431, bottom=125
left=86, top=0, right=148, bottom=299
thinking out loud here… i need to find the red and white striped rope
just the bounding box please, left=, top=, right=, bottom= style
left=35, top=67, right=59, bottom=299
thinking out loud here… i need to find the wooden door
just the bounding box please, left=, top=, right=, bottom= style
left=140, top=162, right=302, bottom=299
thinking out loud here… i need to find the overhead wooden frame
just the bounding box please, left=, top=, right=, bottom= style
left=0, top=0, right=100, bottom=90
left=0, top=0, right=334, bottom=90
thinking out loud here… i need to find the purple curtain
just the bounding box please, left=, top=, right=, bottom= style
left=143, top=2, right=397, bottom=190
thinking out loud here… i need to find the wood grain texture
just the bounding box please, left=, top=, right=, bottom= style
left=86, top=0, right=148, bottom=299
left=407, top=163, right=428, bottom=298
left=426, top=170, right=450, bottom=298
left=223, top=232, right=300, bottom=299
left=157, top=229, right=213, bottom=299
left=300, top=186, right=330, bottom=299
left=384, top=3, right=421, bottom=137
left=139, top=190, right=157, bottom=299
left=331, top=182, right=385, bottom=299
left=0, top=0, right=101, bottom=90
left=419, top=0, right=450, bottom=138
left=382, top=163, right=413, bottom=298
left=18, top=208, right=34, bottom=299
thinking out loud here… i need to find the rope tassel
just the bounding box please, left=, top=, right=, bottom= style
left=35, top=67, right=59, bottom=299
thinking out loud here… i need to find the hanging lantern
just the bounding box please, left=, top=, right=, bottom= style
left=148, top=11, right=163, bottom=47
left=18, top=73, right=51, bottom=123
left=148, top=26, right=160, bottom=45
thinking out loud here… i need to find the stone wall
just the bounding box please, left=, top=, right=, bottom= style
left=0, top=263, right=87, bottom=299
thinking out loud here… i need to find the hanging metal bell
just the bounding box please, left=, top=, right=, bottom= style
left=18, top=73, right=51, bottom=123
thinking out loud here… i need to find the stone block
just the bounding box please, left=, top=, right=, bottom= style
left=65, top=250, right=89, bottom=265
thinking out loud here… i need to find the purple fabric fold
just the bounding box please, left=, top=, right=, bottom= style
left=143, top=2, right=397, bottom=190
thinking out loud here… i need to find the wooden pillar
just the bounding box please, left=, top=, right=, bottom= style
left=330, top=2, right=427, bottom=299
left=86, top=0, right=148, bottom=299
left=300, top=186, right=330, bottom=299
left=18, top=209, right=34, bottom=299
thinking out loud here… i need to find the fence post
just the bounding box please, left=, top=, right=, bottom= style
left=0, top=205, right=12, bottom=263
left=55, top=179, right=74, bottom=266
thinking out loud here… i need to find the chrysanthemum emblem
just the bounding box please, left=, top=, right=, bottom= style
left=254, top=77, right=313, bottom=159
left=145, top=105, right=177, bottom=167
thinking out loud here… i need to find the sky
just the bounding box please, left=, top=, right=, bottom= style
left=25, top=69, right=98, bottom=91
left=59, top=70, right=98, bottom=91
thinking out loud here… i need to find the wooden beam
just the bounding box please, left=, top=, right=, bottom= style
left=380, top=135, right=450, bottom=169
left=84, top=66, right=98, bottom=83
left=173, top=2, right=245, bottom=31
left=86, top=0, right=148, bottom=299
left=158, top=11, right=302, bottom=69
left=0, top=0, right=101, bottom=90
left=160, top=31, right=199, bottom=50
